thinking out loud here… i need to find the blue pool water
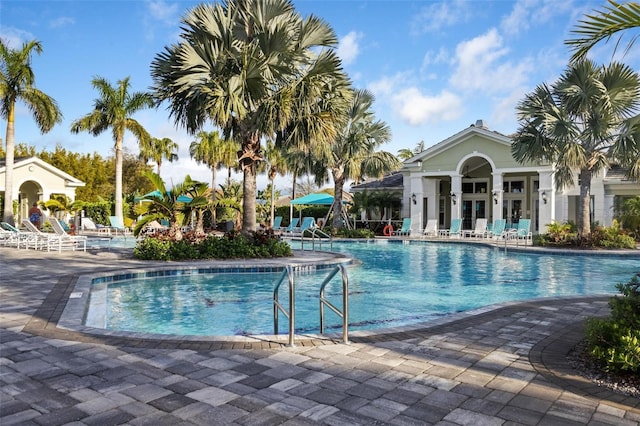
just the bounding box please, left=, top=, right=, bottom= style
left=98, top=240, right=640, bottom=336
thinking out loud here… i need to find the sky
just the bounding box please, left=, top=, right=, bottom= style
left=2, top=0, right=640, bottom=193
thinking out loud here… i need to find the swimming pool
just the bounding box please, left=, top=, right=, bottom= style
left=89, top=240, right=640, bottom=336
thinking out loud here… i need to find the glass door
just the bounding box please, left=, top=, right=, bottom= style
left=462, top=200, right=486, bottom=230
left=503, top=199, right=523, bottom=228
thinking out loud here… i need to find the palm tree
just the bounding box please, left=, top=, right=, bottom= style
left=70, top=76, right=153, bottom=224
left=397, top=140, right=426, bottom=161
left=315, top=89, right=400, bottom=229
left=0, top=39, right=62, bottom=225
left=566, top=0, right=640, bottom=62
left=139, top=136, right=178, bottom=176
left=264, top=139, right=288, bottom=226
left=512, top=59, right=640, bottom=237
left=181, top=177, right=211, bottom=236
left=151, top=0, right=350, bottom=234
left=135, top=171, right=193, bottom=240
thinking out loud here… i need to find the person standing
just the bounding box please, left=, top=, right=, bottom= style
left=28, top=202, right=43, bottom=229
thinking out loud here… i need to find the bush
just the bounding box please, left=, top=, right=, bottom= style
left=585, top=274, right=640, bottom=373
left=332, top=228, right=375, bottom=238
left=133, top=229, right=292, bottom=261
left=536, top=220, right=636, bottom=249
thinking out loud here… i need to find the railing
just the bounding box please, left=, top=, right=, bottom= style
left=319, top=264, right=349, bottom=344
left=273, top=264, right=349, bottom=346
left=273, top=266, right=295, bottom=346
left=300, top=227, right=333, bottom=251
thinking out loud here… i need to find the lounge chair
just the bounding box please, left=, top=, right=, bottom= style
left=81, top=217, right=111, bottom=235
left=464, top=218, right=488, bottom=238
left=49, top=218, right=88, bottom=251
left=282, top=217, right=300, bottom=234
left=289, top=217, right=316, bottom=236
left=272, top=216, right=283, bottom=231
left=490, top=219, right=507, bottom=240
left=440, top=218, right=462, bottom=238
left=109, top=216, right=132, bottom=235
left=507, top=218, right=532, bottom=244
left=22, top=219, right=81, bottom=252
left=393, top=218, right=412, bottom=236
left=421, top=219, right=438, bottom=238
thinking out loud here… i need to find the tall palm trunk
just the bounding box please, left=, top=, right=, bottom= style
left=579, top=168, right=592, bottom=237
left=114, top=135, right=124, bottom=224
left=269, top=169, right=276, bottom=227
left=332, top=171, right=345, bottom=229
left=240, top=130, right=261, bottom=233
left=211, top=166, right=217, bottom=226
left=3, top=104, right=15, bottom=225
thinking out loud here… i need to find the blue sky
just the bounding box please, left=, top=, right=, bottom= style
left=2, top=0, right=639, bottom=191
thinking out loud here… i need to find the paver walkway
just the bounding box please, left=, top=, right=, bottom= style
left=1, top=246, right=639, bottom=425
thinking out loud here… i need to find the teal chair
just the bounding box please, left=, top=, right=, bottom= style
left=443, top=218, right=462, bottom=238
left=283, top=218, right=300, bottom=234
left=393, top=218, right=412, bottom=236
left=490, top=219, right=507, bottom=239
left=109, top=216, right=132, bottom=235
left=514, top=219, right=532, bottom=243
left=272, top=216, right=283, bottom=230
left=297, top=217, right=316, bottom=235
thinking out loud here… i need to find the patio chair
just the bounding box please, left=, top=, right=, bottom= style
left=282, top=218, right=300, bottom=234
left=464, top=218, right=488, bottom=238
left=289, top=217, right=316, bottom=236
left=490, top=219, right=507, bottom=240
left=508, top=218, right=532, bottom=244
left=109, top=216, right=132, bottom=235
left=22, top=219, right=78, bottom=252
left=421, top=219, right=438, bottom=238
left=272, top=216, right=283, bottom=231
left=81, top=217, right=111, bottom=235
left=49, top=218, right=87, bottom=251
left=393, top=218, right=412, bottom=236
left=440, top=218, right=462, bottom=238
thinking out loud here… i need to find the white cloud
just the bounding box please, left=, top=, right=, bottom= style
left=411, top=0, right=471, bottom=35
left=146, top=0, right=180, bottom=24
left=450, top=28, right=532, bottom=93
left=501, top=0, right=574, bottom=36
left=392, top=88, right=463, bottom=126
left=337, top=31, right=362, bottom=66
left=49, top=17, right=75, bottom=29
left=0, top=27, right=34, bottom=49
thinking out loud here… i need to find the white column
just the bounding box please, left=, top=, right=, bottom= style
left=409, top=176, right=424, bottom=235
left=491, top=172, right=503, bottom=220
left=538, top=170, right=555, bottom=229
left=450, top=174, right=462, bottom=219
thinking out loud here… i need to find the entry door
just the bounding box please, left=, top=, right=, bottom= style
left=462, top=200, right=486, bottom=230
left=503, top=199, right=523, bottom=228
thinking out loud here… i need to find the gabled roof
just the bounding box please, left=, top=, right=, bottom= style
left=405, top=121, right=512, bottom=165
left=0, top=156, right=85, bottom=187
left=351, top=172, right=403, bottom=191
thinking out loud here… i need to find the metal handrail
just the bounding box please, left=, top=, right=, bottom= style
left=273, top=265, right=295, bottom=346
left=301, top=227, right=333, bottom=251
left=319, top=264, right=349, bottom=344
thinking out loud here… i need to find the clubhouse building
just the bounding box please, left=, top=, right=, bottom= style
left=352, top=120, right=640, bottom=235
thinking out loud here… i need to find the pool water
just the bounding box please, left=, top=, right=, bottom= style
left=101, top=240, right=640, bottom=336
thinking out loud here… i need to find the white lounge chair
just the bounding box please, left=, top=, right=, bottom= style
left=464, top=218, right=488, bottom=238
left=22, top=219, right=82, bottom=252
left=422, top=219, right=438, bottom=238
left=81, top=217, right=111, bottom=235
left=49, top=218, right=87, bottom=251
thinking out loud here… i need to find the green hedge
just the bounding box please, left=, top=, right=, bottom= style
left=133, top=230, right=292, bottom=261
left=585, top=274, right=640, bottom=373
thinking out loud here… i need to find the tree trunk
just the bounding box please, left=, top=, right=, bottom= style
left=114, top=135, right=124, bottom=224
left=332, top=172, right=345, bottom=229
left=240, top=130, right=260, bottom=234
left=211, top=166, right=217, bottom=227
left=579, top=168, right=592, bottom=238
left=290, top=170, right=297, bottom=223
left=269, top=169, right=276, bottom=227
left=2, top=104, right=15, bottom=225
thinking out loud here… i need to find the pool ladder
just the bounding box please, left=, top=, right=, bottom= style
left=273, top=264, right=349, bottom=346
left=300, top=227, right=333, bottom=251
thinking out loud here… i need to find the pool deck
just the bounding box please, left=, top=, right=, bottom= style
left=1, top=244, right=639, bottom=425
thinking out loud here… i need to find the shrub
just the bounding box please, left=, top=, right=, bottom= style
left=584, top=274, right=640, bottom=373
left=133, top=229, right=292, bottom=261
left=333, top=228, right=375, bottom=238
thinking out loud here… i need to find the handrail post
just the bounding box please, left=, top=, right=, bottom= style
left=319, top=264, right=349, bottom=344
left=273, top=265, right=296, bottom=346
